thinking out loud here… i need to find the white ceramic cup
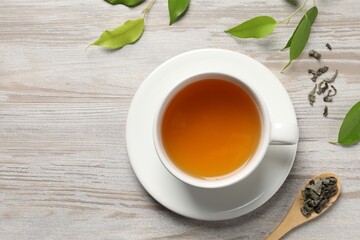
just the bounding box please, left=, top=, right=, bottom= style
left=153, top=73, right=299, bottom=189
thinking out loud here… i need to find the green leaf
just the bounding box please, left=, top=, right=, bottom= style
left=282, top=17, right=311, bottom=71
left=225, top=16, right=277, bottom=39
left=168, top=0, right=190, bottom=25
left=290, top=18, right=311, bottom=60
left=333, top=101, right=360, bottom=146
left=105, top=0, right=145, bottom=7
left=88, top=18, right=144, bottom=50
left=283, top=7, right=318, bottom=50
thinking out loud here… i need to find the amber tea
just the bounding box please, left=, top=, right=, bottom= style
left=161, top=79, right=262, bottom=180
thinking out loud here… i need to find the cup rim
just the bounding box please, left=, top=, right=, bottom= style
left=153, top=72, right=271, bottom=189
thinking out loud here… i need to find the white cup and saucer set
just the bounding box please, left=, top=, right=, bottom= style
left=126, top=49, right=299, bottom=221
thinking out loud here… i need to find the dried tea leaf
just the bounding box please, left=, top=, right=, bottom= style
left=168, top=0, right=190, bottom=25
left=329, top=85, right=337, bottom=97
left=323, top=90, right=333, bottom=102
left=308, top=84, right=317, bottom=106
left=283, top=7, right=318, bottom=50
left=323, top=105, right=328, bottom=117
left=308, top=69, right=316, bottom=75
left=326, top=43, right=332, bottom=50
left=313, top=179, right=323, bottom=195
left=324, top=70, right=338, bottom=83
left=317, top=81, right=329, bottom=95
left=225, top=16, right=277, bottom=39
left=301, top=207, right=311, bottom=217
left=105, top=0, right=145, bottom=7
left=88, top=18, right=144, bottom=50
left=309, top=49, right=321, bottom=60
left=316, top=66, right=329, bottom=76
left=328, top=177, right=337, bottom=184
left=308, top=69, right=317, bottom=82
left=314, top=199, right=329, bottom=213
left=332, top=101, right=360, bottom=145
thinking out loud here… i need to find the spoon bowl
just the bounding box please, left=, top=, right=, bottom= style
left=266, top=172, right=341, bottom=240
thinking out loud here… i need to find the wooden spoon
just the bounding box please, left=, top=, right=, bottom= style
left=266, top=173, right=341, bottom=240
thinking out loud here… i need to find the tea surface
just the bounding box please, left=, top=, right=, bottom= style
left=161, top=79, right=261, bottom=179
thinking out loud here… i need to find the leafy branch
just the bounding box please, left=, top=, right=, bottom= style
left=225, top=0, right=318, bottom=71
left=88, top=0, right=318, bottom=72
left=88, top=0, right=190, bottom=50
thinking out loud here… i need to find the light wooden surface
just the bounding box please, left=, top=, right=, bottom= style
left=0, top=0, right=359, bottom=239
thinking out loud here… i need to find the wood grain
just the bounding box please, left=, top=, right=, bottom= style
left=0, top=0, right=359, bottom=239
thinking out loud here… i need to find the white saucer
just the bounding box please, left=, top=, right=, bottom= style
left=126, top=49, right=298, bottom=221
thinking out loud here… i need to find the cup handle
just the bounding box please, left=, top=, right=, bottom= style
left=270, top=122, right=299, bottom=145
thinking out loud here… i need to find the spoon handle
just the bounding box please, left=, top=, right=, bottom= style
left=266, top=207, right=304, bottom=240
left=266, top=219, right=296, bottom=240
left=266, top=227, right=286, bottom=240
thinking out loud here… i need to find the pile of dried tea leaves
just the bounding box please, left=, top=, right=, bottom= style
left=307, top=43, right=338, bottom=117
left=301, top=176, right=338, bottom=217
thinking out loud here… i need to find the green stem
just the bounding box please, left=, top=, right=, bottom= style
left=278, top=0, right=309, bottom=24
left=142, top=0, right=156, bottom=18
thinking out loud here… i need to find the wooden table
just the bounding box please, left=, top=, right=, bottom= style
left=1, top=0, right=359, bottom=239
